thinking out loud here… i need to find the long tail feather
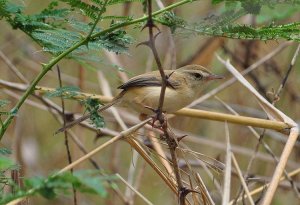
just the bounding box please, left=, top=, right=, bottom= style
left=55, top=92, right=124, bottom=134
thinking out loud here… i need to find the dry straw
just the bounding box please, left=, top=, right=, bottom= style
left=217, top=55, right=299, bottom=205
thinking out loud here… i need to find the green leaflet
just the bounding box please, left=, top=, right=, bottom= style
left=1, top=0, right=133, bottom=64
left=0, top=170, right=115, bottom=204
left=83, top=98, right=105, bottom=128
left=45, top=86, right=81, bottom=98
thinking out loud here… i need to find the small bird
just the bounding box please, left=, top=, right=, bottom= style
left=57, top=65, right=223, bottom=133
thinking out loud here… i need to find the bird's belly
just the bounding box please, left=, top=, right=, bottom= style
left=122, top=87, right=194, bottom=115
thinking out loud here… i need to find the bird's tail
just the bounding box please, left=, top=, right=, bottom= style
left=55, top=92, right=124, bottom=134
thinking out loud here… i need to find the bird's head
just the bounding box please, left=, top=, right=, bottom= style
left=177, top=64, right=224, bottom=91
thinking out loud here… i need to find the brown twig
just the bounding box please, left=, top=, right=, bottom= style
left=230, top=166, right=300, bottom=204
left=57, top=66, right=77, bottom=205
left=273, top=44, right=300, bottom=105
left=0, top=50, right=29, bottom=84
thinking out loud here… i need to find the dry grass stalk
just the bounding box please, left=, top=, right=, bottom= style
left=175, top=108, right=290, bottom=131
left=147, top=131, right=175, bottom=180
left=0, top=80, right=291, bottom=132
left=7, top=119, right=151, bottom=205
left=222, top=122, right=231, bottom=205
left=231, top=154, right=255, bottom=205
left=218, top=56, right=299, bottom=205
left=215, top=96, right=300, bottom=198
left=230, top=166, right=300, bottom=204
left=195, top=173, right=215, bottom=205
left=189, top=42, right=291, bottom=106
left=115, top=173, right=153, bottom=205
left=125, top=138, right=178, bottom=193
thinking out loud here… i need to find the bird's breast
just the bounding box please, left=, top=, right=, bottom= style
left=121, top=86, right=196, bottom=115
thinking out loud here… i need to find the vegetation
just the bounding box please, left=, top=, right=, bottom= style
left=0, top=0, right=300, bottom=204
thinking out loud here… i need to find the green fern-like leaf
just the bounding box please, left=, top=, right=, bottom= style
left=59, top=0, right=100, bottom=20
left=0, top=100, right=9, bottom=108
left=186, top=22, right=300, bottom=41
left=45, top=86, right=80, bottom=98
left=157, top=12, right=186, bottom=33
left=158, top=1, right=300, bottom=42
left=32, top=28, right=81, bottom=55
left=83, top=98, right=105, bottom=128
left=0, top=100, right=10, bottom=117
left=0, top=0, right=9, bottom=19
left=0, top=170, right=114, bottom=204
left=256, top=3, right=300, bottom=24
left=0, top=147, right=11, bottom=155
left=107, top=0, right=144, bottom=5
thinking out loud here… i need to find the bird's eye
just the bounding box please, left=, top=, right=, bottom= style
left=193, top=72, right=203, bottom=79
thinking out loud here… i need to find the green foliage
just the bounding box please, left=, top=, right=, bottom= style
left=0, top=100, right=10, bottom=118
left=0, top=0, right=133, bottom=64
left=212, top=22, right=300, bottom=41
left=0, top=147, right=19, bottom=196
left=58, top=0, right=142, bottom=19
left=83, top=98, right=105, bottom=128
left=44, top=88, right=106, bottom=128
left=158, top=1, right=300, bottom=42
left=59, top=0, right=100, bottom=20
left=0, top=147, right=11, bottom=155
left=0, top=147, right=16, bottom=170
left=157, top=12, right=186, bottom=33
left=0, top=170, right=114, bottom=204
left=0, top=99, right=9, bottom=108
left=45, top=86, right=80, bottom=98
left=1, top=0, right=298, bottom=68
left=256, top=3, right=300, bottom=24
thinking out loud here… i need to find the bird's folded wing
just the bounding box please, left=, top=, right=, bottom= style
left=118, top=73, right=179, bottom=90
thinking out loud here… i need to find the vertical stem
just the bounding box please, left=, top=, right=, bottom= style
left=145, top=0, right=184, bottom=204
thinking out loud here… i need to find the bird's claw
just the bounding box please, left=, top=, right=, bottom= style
left=144, top=106, right=167, bottom=129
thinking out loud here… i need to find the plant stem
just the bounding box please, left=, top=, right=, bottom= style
left=0, top=0, right=194, bottom=139
left=145, top=0, right=185, bottom=204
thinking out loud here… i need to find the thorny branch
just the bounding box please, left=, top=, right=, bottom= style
left=143, top=0, right=185, bottom=204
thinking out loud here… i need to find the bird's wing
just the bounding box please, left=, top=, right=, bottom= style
left=118, top=71, right=180, bottom=90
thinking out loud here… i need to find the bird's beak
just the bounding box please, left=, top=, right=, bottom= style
left=206, top=74, right=224, bottom=80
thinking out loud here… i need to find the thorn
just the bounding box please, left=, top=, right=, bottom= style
left=41, top=63, right=47, bottom=68
left=179, top=187, right=200, bottom=202
left=144, top=105, right=158, bottom=113
left=153, top=31, right=161, bottom=40
left=141, top=19, right=161, bottom=32
left=94, top=130, right=105, bottom=142
left=166, top=71, right=175, bottom=79
left=177, top=135, right=188, bottom=142
left=164, top=71, right=176, bottom=89
left=136, top=32, right=161, bottom=48
left=136, top=40, right=151, bottom=48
